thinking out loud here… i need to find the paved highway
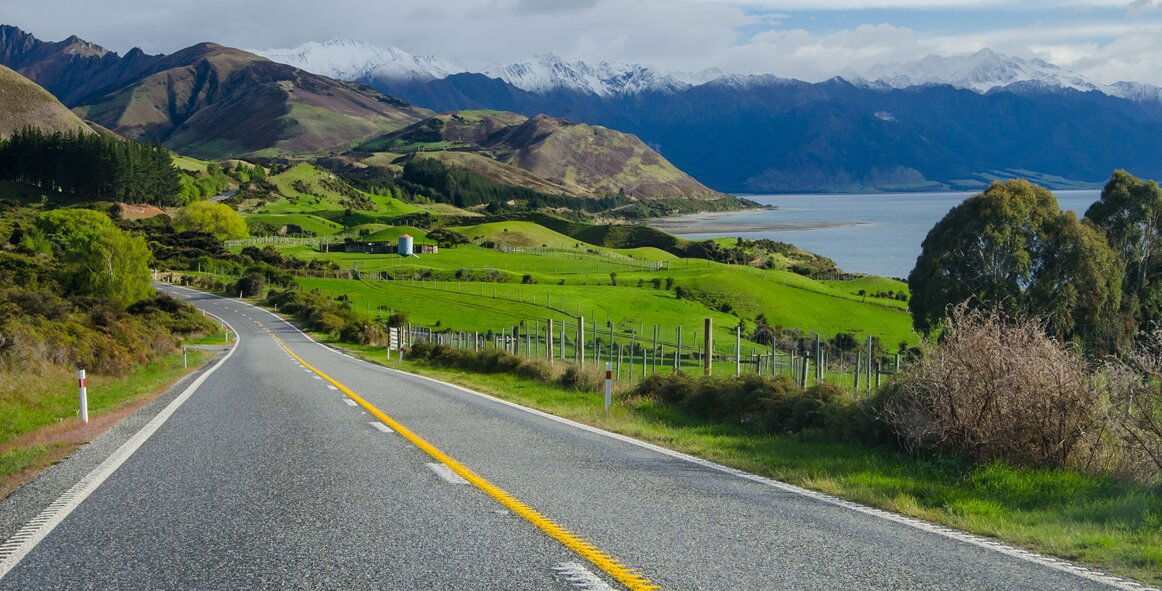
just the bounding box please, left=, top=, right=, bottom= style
left=0, top=285, right=1153, bottom=590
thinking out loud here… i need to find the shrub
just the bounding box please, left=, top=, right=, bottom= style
left=882, top=305, right=1100, bottom=469
left=341, top=320, right=387, bottom=346
left=631, top=372, right=861, bottom=436
left=235, top=273, right=265, bottom=297
left=386, top=311, right=409, bottom=328
left=1099, top=330, right=1162, bottom=481
left=406, top=342, right=556, bottom=383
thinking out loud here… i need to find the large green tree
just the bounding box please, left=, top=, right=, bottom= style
left=34, top=209, right=153, bottom=306
left=1084, top=170, right=1162, bottom=335
left=174, top=201, right=248, bottom=241
left=908, top=180, right=1124, bottom=351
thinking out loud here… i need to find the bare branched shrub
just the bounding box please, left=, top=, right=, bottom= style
left=1099, top=330, right=1162, bottom=480
left=883, top=305, right=1100, bottom=468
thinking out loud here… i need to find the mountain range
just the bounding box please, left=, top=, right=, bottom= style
left=5, top=24, right=1162, bottom=195
left=253, top=40, right=1162, bottom=192
left=0, top=25, right=725, bottom=204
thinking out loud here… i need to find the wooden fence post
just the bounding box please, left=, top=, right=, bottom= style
left=866, top=335, right=873, bottom=392
left=703, top=318, right=713, bottom=377
left=735, top=324, right=741, bottom=377
left=577, top=316, right=585, bottom=367
left=547, top=319, right=554, bottom=363
left=652, top=325, right=659, bottom=374
left=854, top=352, right=861, bottom=394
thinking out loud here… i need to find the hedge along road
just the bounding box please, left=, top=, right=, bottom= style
left=0, top=285, right=1150, bottom=591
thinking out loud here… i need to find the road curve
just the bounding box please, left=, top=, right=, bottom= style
left=0, top=285, right=1152, bottom=591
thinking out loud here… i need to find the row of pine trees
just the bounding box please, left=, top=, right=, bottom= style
left=0, top=127, right=182, bottom=205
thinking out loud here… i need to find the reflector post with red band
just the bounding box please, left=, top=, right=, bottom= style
left=77, top=369, right=88, bottom=424
left=603, top=362, right=612, bottom=412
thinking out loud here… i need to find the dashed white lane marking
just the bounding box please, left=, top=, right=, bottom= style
left=343, top=399, right=357, bottom=407
left=552, top=562, right=617, bottom=591
left=368, top=422, right=394, bottom=434
left=326, top=385, right=338, bottom=391
left=312, top=375, right=322, bottom=380
left=425, top=462, right=469, bottom=484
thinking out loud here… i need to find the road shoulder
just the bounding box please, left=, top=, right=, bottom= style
left=0, top=350, right=226, bottom=543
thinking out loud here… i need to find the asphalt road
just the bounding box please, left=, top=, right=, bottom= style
left=0, top=285, right=1152, bottom=591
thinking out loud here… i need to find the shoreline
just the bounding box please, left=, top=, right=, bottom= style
left=647, top=208, right=863, bottom=235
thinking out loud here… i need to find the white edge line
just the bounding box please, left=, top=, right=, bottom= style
left=0, top=308, right=239, bottom=581
left=162, top=285, right=1158, bottom=591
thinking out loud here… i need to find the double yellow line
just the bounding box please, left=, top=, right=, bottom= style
left=266, top=328, right=661, bottom=591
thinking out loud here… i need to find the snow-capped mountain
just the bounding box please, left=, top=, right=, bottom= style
left=857, top=48, right=1105, bottom=94
left=1109, top=81, right=1162, bottom=103
left=252, top=38, right=460, bottom=83
left=253, top=39, right=1162, bottom=104
left=484, top=53, right=688, bottom=96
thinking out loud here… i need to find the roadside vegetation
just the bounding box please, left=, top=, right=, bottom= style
left=159, top=172, right=1162, bottom=583
left=0, top=204, right=221, bottom=498
left=4, top=128, right=1160, bottom=583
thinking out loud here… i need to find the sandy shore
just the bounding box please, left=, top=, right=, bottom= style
left=647, top=209, right=862, bottom=234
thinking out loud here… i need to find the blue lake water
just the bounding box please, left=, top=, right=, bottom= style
left=658, top=190, right=1102, bottom=278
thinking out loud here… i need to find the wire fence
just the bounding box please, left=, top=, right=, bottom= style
left=401, top=314, right=904, bottom=393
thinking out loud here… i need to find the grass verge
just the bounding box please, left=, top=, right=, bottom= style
left=0, top=348, right=210, bottom=500
left=318, top=336, right=1161, bottom=585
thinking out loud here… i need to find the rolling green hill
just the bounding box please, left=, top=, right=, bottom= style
left=239, top=237, right=915, bottom=349
left=244, top=213, right=343, bottom=236
left=247, top=163, right=423, bottom=216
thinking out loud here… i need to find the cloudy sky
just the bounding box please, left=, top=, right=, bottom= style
left=6, top=0, right=1162, bottom=84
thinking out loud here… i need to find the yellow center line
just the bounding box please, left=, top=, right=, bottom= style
left=263, top=325, right=661, bottom=591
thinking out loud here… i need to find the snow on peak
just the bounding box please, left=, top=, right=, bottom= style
left=252, top=38, right=461, bottom=82
left=858, top=48, right=1105, bottom=94
left=484, top=53, right=688, bottom=96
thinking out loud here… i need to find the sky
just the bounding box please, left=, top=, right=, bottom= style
left=5, top=0, right=1162, bottom=84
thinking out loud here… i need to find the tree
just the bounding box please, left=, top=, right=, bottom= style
left=1084, top=170, right=1162, bottom=334
left=908, top=180, right=1123, bottom=351
left=174, top=202, right=248, bottom=241
left=35, top=210, right=152, bottom=306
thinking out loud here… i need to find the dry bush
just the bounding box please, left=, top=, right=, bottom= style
left=1099, top=331, right=1162, bottom=480
left=883, top=305, right=1101, bottom=468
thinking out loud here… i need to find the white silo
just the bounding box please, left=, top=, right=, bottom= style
left=398, top=233, right=414, bottom=256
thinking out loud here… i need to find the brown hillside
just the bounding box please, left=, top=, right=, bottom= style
left=70, top=43, right=431, bottom=159
left=355, top=111, right=724, bottom=201
left=0, top=64, right=91, bottom=139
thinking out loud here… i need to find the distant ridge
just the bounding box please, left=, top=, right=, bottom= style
left=0, top=26, right=431, bottom=159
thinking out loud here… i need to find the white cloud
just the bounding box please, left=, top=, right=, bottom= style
left=4, top=0, right=1162, bottom=85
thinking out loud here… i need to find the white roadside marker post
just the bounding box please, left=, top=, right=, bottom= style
left=77, top=369, right=89, bottom=424
left=604, top=362, right=612, bottom=412
left=183, top=346, right=188, bottom=369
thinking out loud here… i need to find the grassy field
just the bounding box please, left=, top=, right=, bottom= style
left=253, top=239, right=917, bottom=350
left=255, top=163, right=422, bottom=216
left=364, top=225, right=435, bottom=243
left=245, top=213, right=344, bottom=236
left=306, top=335, right=1162, bottom=585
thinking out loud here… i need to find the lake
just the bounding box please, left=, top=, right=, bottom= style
left=653, top=190, right=1102, bottom=278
